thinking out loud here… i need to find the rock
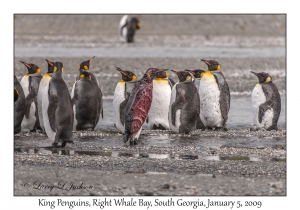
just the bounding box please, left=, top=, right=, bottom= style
left=257, top=145, right=265, bottom=149
left=162, top=183, right=170, bottom=190
left=140, top=153, right=149, bottom=158
left=270, top=182, right=283, bottom=189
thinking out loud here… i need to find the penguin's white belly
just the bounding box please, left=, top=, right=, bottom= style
left=169, top=83, right=180, bottom=133
left=71, top=82, right=77, bottom=130
left=37, top=76, right=51, bottom=131
left=42, top=83, right=56, bottom=141
left=113, top=82, right=126, bottom=133
left=147, top=80, right=171, bottom=129
left=252, top=84, right=274, bottom=129
left=199, top=75, right=222, bottom=128
left=20, top=75, right=36, bottom=131
left=119, top=15, right=128, bottom=42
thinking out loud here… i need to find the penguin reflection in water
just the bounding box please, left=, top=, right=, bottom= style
left=251, top=71, right=281, bottom=131
left=119, top=15, right=142, bottom=43
left=42, top=62, right=74, bottom=147
left=14, top=75, right=26, bottom=134
left=199, top=59, right=230, bottom=131
left=124, top=68, right=165, bottom=145
left=113, top=67, right=137, bottom=133
left=145, top=69, right=174, bottom=130
left=168, top=70, right=200, bottom=134
left=185, top=69, right=206, bottom=130
left=72, top=71, right=98, bottom=131
left=19, top=61, right=43, bottom=132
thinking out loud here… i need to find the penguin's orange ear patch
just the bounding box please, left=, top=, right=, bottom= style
left=132, top=75, right=137, bottom=81
left=80, top=74, right=85, bottom=79
left=265, top=77, right=272, bottom=83
left=217, top=65, right=221, bottom=70
left=84, top=65, right=88, bottom=70
left=54, top=66, right=57, bottom=72
left=36, top=68, right=41, bottom=73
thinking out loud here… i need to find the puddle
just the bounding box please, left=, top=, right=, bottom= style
left=204, top=155, right=260, bottom=162
left=271, top=157, right=286, bottom=162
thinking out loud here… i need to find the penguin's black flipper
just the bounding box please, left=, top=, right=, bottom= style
left=258, top=88, right=273, bottom=124
left=168, top=78, right=176, bottom=87
left=48, top=88, right=58, bottom=133
left=171, top=85, right=184, bottom=126
left=120, top=96, right=129, bottom=126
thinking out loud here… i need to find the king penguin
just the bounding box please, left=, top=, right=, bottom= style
left=72, top=56, right=103, bottom=129
left=119, top=15, right=142, bottom=43
left=37, top=59, right=54, bottom=132
left=124, top=68, right=164, bottom=145
left=145, top=69, right=173, bottom=130
left=199, top=59, right=230, bottom=131
left=14, top=75, right=26, bottom=134
left=72, top=71, right=98, bottom=131
left=113, top=67, right=137, bottom=133
left=169, top=70, right=200, bottom=134
left=250, top=71, right=281, bottom=130
left=19, top=61, right=43, bottom=132
left=185, top=69, right=206, bottom=130
left=43, top=61, right=73, bottom=147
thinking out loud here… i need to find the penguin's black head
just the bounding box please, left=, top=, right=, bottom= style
left=116, top=67, right=137, bottom=82
left=185, top=69, right=206, bottom=78
left=20, top=61, right=41, bottom=75
left=171, top=70, right=192, bottom=82
left=201, top=59, right=221, bottom=71
left=45, top=59, right=55, bottom=73
left=79, top=56, right=95, bottom=71
left=155, top=69, right=169, bottom=79
left=53, top=61, right=64, bottom=73
left=127, top=16, right=142, bottom=30
left=79, top=71, right=92, bottom=80
left=251, top=71, right=272, bottom=83
left=14, top=88, right=19, bottom=102
left=146, top=68, right=164, bottom=79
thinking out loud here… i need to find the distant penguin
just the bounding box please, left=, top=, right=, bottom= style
left=72, top=71, right=98, bottom=131
left=37, top=59, right=54, bottom=132
left=169, top=70, right=200, bottom=134
left=124, top=68, right=164, bottom=145
left=185, top=69, right=206, bottom=130
left=43, top=61, right=73, bottom=147
left=19, top=61, right=43, bottom=132
left=199, top=59, right=230, bottom=130
left=145, top=69, right=173, bottom=130
left=14, top=75, right=26, bottom=134
left=119, top=15, right=142, bottom=43
left=113, top=67, right=137, bottom=133
left=72, top=56, right=103, bottom=128
left=251, top=71, right=281, bottom=130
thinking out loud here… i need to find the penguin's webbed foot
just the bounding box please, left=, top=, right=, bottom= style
left=52, top=143, right=59, bottom=148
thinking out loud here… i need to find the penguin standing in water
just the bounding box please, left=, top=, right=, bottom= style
left=19, top=61, right=43, bottom=132
left=199, top=59, right=230, bottom=131
left=124, top=68, right=164, bottom=145
left=113, top=67, right=137, bottom=133
left=250, top=71, right=281, bottom=130
left=185, top=69, right=206, bottom=130
left=145, top=69, right=173, bottom=130
left=37, top=59, right=54, bottom=132
left=169, top=70, right=200, bottom=134
left=72, top=71, right=98, bottom=130
left=14, top=75, right=26, bottom=134
left=72, top=56, right=103, bottom=129
left=43, top=61, right=73, bottom=147
left=119, top=15, right=142, bottom=43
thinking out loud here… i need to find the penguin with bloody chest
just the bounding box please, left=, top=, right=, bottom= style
left=19, top=61, right=43, bottom=132
left=37, top=59, right=55, bottom=132
left=72, top=71, right=98, bottom=130
left=113, top=67, right=137, bottom=133
left=168, top=70, right=200, bottom=134
left=250, top=71, right=281, bottom=130
left=199, top=59, right=230, bottom=131
left=14, top=75, right=26, bottom=134
left=43, top=61, right=73, bottom=147
left=145, top=69, right=173, bottom=130
left=124, top=68, right=164, bottom=145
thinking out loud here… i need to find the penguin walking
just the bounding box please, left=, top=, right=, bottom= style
left=37, top=59, right=54, bottom=132
left=145, top=69, right=173, bottom=130
left=250, top=71, right=281, bottom=130
left=14, top=75, right=26, bottom=134
left=119, top=15, right=142, bottom=43
left=113, top=67, right=137, bottom=133
left=71, top=71, right=98, bottom=130
left=72, top=56, right=103, bottom=129
left=199, top=59, right=230, bottom=131
left=124, top=68, right=164, bottom=145
left=169, top=70, right=200, bottom=134
left=43, top=61, right=73, bottom=147
left=185, top=69, right=206, bottom=129
left=19, top=61, right=43, bottom=132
